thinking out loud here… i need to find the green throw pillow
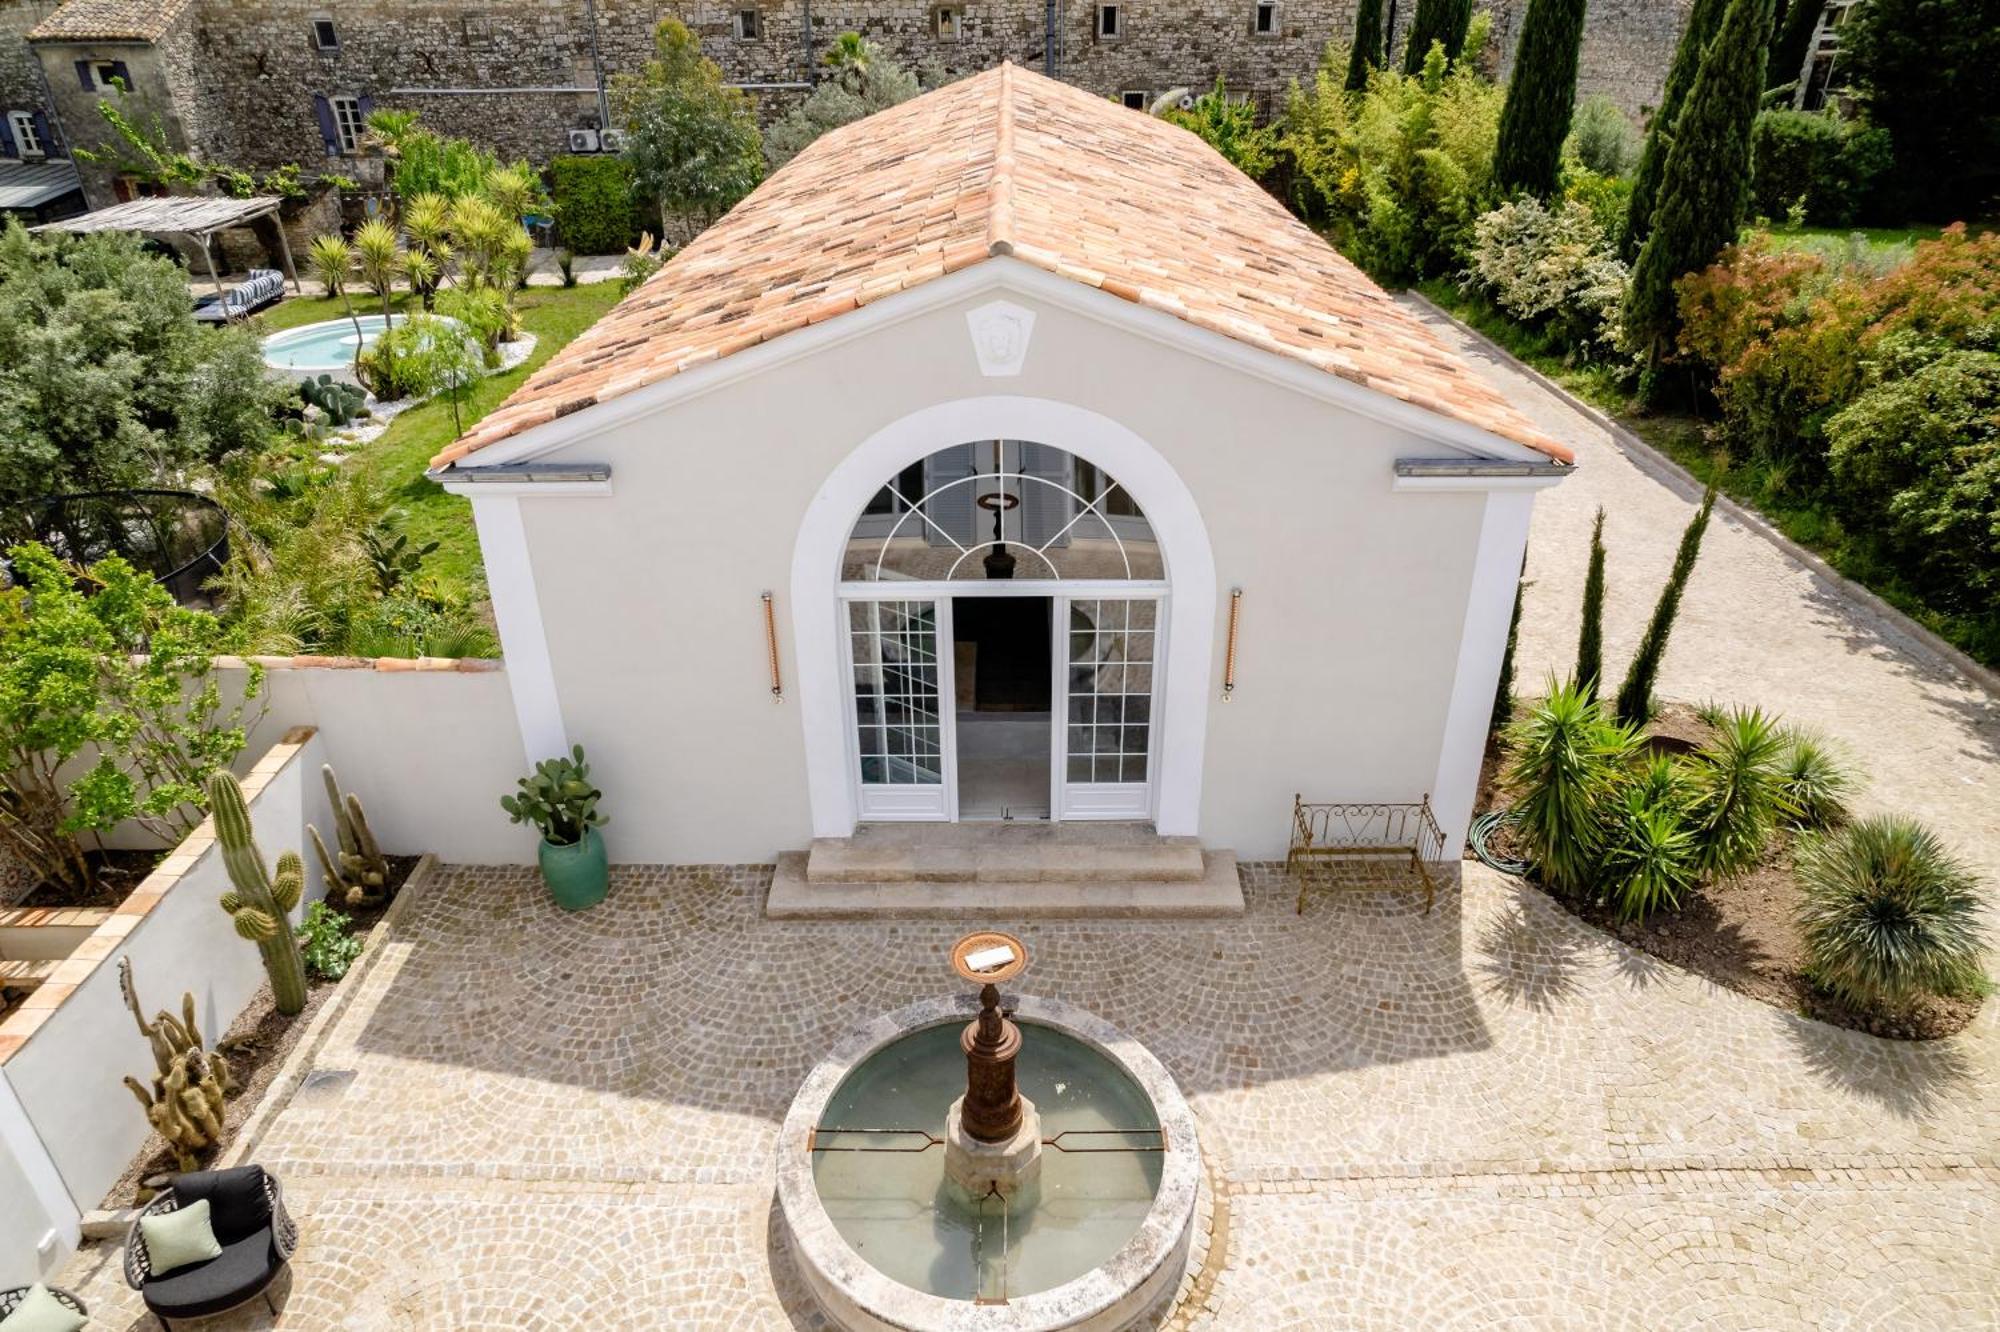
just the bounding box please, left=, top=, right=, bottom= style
left=140, top=1196, right=223, bottom=1275
left=0, top=1284, right=85, bottom=1332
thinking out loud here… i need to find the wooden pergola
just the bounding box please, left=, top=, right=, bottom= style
left=33, top=194, right=300, bottom=296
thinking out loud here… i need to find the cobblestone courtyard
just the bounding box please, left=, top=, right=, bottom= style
left=59, top=861, right=1998, bottom=1329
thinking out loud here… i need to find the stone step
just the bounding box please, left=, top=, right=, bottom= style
left=0, top=958, right=59, bottom=992
left=806, top=822, right=1209, bottom=885
left=768, top=850, right=1243, bottom=919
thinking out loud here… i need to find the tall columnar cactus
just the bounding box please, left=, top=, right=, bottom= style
left=209, top=770, right=309, bottom=1016
left=309, top=764, right=389, bottom=907
left=119, top=957, right=233, bottom=1174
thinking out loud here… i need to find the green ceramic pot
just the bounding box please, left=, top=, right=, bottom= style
left=538, top=825, right=607, bottom=911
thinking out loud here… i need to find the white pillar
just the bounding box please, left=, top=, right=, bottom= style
left=0, top=1069, right=80, bottom=1286
left=469, top=495, right=569, bottom=764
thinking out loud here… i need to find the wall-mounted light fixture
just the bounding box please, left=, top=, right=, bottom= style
left=762, top=592, right=783, bottom=702
left=1223, top=587, right=1242, bottom=700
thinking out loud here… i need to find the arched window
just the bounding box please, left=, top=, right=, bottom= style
left=843, top=441, right=1162, bottom=583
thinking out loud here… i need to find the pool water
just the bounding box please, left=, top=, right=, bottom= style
left=811, top=1021, right=1163, bottom=1303
left=261, top=314, right=401, bottom=374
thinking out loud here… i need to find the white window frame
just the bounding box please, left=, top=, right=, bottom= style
left=8, top=110, right=42, bottom=158
left=329, top=94, right=364, bottom=155
left=1096, top=4, right=1121, bottom=39
left=734, top=8, right=761, bottom=41
left=935, top=5, right=963, bottom=40
left=311, top=16, right=339, bottom=50
left=1253, top=1, right=1279, bottom=35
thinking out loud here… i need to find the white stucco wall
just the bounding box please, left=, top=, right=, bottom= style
left=496, top=271, right=1517, bottom=863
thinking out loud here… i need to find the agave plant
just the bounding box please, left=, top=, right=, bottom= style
left=1796, top=816, right=1987, bottom=1008
left=1775, top=728, right=1857, bottom=829
left=1684, top=706, right=1796, bottom=878
left=1503, top=677, right=1640, bottom=897
left=1599, top=756, right=1697, bottom=922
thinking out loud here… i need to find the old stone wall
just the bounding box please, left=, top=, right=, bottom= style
left=0, top=1, right=59, bottom=141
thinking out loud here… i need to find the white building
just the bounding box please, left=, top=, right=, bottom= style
left=429, top=63, right=1572, bottom=874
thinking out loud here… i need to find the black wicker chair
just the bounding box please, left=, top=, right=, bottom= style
left=124, top=1165, right=297, bottom=1330
left=0, top=1284, right=87, bottom=1325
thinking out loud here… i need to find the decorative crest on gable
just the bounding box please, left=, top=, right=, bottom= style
left=966, top=300, right=1036, bottom=377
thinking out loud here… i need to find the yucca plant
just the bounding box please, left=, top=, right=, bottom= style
left=306, top=233, right=363, bottom=371
left=1503, top=677, right=1639, bottom=897
left=1600, top=765, right=1698, bottom=923
left=1796, top=816, right=1988, bottom=1009
left=1684, top=705, right=1795, bottom=878
left=1776, top=728, right=1856, bottom=829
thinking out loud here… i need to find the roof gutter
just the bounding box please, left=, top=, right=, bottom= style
left=428, top=461, right=613, bottom=498
left=1392, top=456, right=1573, bottom=493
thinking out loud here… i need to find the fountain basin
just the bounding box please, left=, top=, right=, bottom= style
left=778, top=993, right=1200, bottom=1332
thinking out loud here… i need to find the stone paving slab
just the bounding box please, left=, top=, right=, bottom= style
left=57, top=861, right=1997, bottom=1329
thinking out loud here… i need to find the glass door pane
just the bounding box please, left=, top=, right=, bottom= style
left=1057, top=596, right=1157, bottom=820
left=850, top=598, right=952, bottom=819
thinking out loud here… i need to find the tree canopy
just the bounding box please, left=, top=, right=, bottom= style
left=765, top=34, right=923, bottom=167
left=611, top=19, right=765, bottom=240
left=1843, top=0, right=2000, bottom=221
left=1493, top=0, right=1591, bottom=197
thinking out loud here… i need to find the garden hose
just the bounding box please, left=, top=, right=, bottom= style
left=1470, top=808, right=1530, bottom=878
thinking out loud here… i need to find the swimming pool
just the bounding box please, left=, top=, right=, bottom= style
left=261, top=314, right=401, bottom=379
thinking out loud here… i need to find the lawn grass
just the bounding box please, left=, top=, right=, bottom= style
left=1416, top=279, right=2000, bottom=669
left=1756, top=224, right=1938, bottom=271
left=252, top=283, right=624, bottom=598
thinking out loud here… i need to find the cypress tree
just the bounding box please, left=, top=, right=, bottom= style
left=1493, top=0, right=1592, bottom=197
left=1401, top=0, right=1476, bottom=74
left=1575, top=507, right=1607, bottom=700
left=1621, top=0, right=1729, bottom=261
left=1492, top=558, right=1529, bottom=731
left=1767, top=0, right=1821, bottom=93
left=1614, top=487, right=1715, bottom=726
left=1347, top=0, right=1388, bottom=91
left=1623, top=0, right=1772, bottom=371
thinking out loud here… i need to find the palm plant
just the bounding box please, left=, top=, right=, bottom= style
left=1776, top=728, right=1857, bottom=828
left=1599, top=756, right=1697, bottom=921
left=400, top=191, right=454, bottom=309
left=1796, top=816, right=1987, bottom=1008
left=483, top=165, right=541, bottom=222
left=351, top=218, right=403, bottom=386
left=1684, top=706, right=1795, bottom=878
left=1503, top=678, right=1639, bottom=897
left=306, top=234, right=364, bottom=373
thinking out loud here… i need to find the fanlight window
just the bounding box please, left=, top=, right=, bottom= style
left=843, top=441, right=1162, bottom=582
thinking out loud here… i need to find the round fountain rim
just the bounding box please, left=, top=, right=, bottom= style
left=777, top=992, right=1201, bottom=1332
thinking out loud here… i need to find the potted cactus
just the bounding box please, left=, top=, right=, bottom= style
left=501, top=745, right=609, bottom=910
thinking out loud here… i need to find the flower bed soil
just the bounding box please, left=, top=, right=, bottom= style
left=1475, top=704, right=1982, bottom=1043
left=13, top=849, right=167, bottom=911
left=99, top=855, right=418, bottom=1208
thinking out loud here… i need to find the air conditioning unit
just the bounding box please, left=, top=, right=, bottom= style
left=1177, top=92, right=1197, bottom=111
left=599, top=128, right=626, bottom=152
left=567, top=128, right=600, bottom=153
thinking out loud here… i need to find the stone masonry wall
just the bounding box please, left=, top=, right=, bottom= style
left=0, top=1, right=58, bottom=141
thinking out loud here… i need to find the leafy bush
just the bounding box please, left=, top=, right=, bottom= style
left=1823, top=350, right=2000, bottom=617
left=1776, top=728, right=1856, bottom=828
left=437, top=286, right=516, bottom=359
left=547, top=154, right=643, bottom=254
left=299, top=900, right=364, bottom=981
left=765, top=33, right=921, bottom=168
left=1562, top=166, right=1632, bottom=249
left=613, top=19, right=764, bottom=242
left=1502, top=678, right=1640, bottom=896
left=1683, top=706, right=1795, bottom=877
left=1283, top=39, right=1504, bottom=284
left=1463, top=197, right=1628, bottom=360
left=1796, top=816, right=1987, bottom=1008
left=1748, top=110, right=1891, bottom=228
left=1599, top=756, right=1697, bottom=921
left=347, top=592, right=497, bottom=659
left=1163, top=78, right=1279, bottom=179
left=0, top=224, right=286, bottom=503
left=357, top=314, right=485, bottom=401
left=1566, top=94, right=1638, bottom=178
left=0, top=543, right=262, bottom=891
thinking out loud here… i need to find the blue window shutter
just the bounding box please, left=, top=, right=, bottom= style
left=74, top=60, right=93, bottom=91
left=108, top=61, right=131, bottom=88
left=313, top=95, right=339, bottom=157
left=357, top=94, right=374, bottom=120
left=0, top=116, right=15, bottom=158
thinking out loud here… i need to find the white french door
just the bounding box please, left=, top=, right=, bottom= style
left=846, top=597, right=956, bottom=820
left=1053, top=594, right=1161, bottom=821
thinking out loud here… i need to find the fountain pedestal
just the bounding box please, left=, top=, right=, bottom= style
left=943, top=982, right=1043, bottom=1199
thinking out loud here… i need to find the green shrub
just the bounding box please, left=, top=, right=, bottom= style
left=1823, top=350, right=2000, bottom=618
left=1599, top=756, right=1698, bottom=921
left=1748, top=110, right=1891, bottom=228
left=347, top=592, right=498, bottom=659
left=1776, top=728, right=1857, bottom=828
left=436, top=286, right=516, bottom=358
left=1163, top=77, right=1279, bottom=179
left=764, top=33, right=921, bottom=169
left=1565, top=95, right=1638, bottom=178
left=1795, top=816, right=1987, bottom=1008
left=547, top=155, right=643, bottom=254
left=1562, top=167, right=1632, bottom=250
left=1684, top=705, right=1795, bottom=877
left=299, top=900, right=364, bottom=981
left=357, top=314, right=485, bottom=401
left=1464, top=197, right=1629, bottom=361
left=1503, top=678, right=1640, bottom=896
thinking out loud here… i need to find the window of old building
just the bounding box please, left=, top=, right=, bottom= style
left=330, top=94, right=364, bottom=154
left=734, top=9, right=761, bottom=41
left=311, top=17, right=339, bottom=50
left=1096, top=4, right=1120, bottom=38
left=935, top=6, right=962, bottom=40
left=89, top=61, right=128, bottom=91
left=1120, top=90, right=1147, bottom=110
left=7, top=110, right=43, bottom=157
left=1254, top=1, right=1279, bottom=34
left=463, top=16, right=495, bottom=47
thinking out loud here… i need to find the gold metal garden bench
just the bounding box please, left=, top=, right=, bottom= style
left=1287, top=794, right=1447, bottom=915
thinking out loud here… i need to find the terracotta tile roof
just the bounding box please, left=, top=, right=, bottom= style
left=30, top=0, right=197, bottom=42
left=435, top=63, right=1569, bottom=468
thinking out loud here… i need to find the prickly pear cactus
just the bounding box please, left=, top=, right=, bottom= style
left=119, top=957, right=232, bottom=1173
left=209, top=769, right=310, bottom=1016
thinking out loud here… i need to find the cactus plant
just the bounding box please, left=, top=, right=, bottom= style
left=209, top=769, right=310, bottom=1017
left=298, top=373, right=370, bottom=426
left=501, top=744, right=608, bottom=847
left=119, top=957, right=233, bottom=1174
left=308, top=763, right=390, bottom=907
